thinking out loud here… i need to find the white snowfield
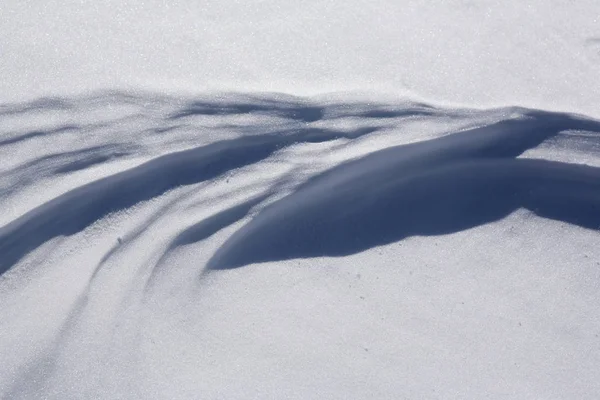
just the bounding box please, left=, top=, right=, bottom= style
left=0, top=92, right=599, bottom=399
left=2, top=0, right=600, bottom=398
left=1, top=0, right=600, bottom=117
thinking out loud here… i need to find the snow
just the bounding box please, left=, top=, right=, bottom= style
left=1, top=2, right=600, bottom=399
left=1, top=1, right=600, bottom=116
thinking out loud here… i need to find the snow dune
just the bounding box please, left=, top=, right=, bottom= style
left=1, top=92, right=600, bottom=398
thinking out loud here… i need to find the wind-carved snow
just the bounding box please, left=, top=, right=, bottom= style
left=1, top=92, right=600, bottom=399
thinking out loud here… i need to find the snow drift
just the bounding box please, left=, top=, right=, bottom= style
left=1, top=92, right=600, bottom=399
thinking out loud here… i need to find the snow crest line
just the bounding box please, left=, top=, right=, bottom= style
left=1, top=93, right=600, bottom=278
left=1, top=92, right=600, bottom=398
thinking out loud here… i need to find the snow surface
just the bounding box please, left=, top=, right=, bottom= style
left=1, top=93, right=600, bottom=399
left=2, top=1, right=600, bottom=398
left=1, top=0, right=600, bottom=116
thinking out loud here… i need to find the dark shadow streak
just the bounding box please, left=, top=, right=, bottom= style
left=144, top=194, right=272, bottom=292
left=54, top=152, right=129, bottom=174
left=0, top=98, right=73, bottom=118
left=207, top=112, right=600, bottom=269
left=0, top=126, right=380, bottom=275
left=170, top=101, right=324, bottom=122
left=0, top=125, right=79, bottom=146
left=359, top=109, right=435, bottom=119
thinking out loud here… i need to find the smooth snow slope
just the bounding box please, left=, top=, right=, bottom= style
left=1, top=92, right=600, bottom=399
left=1, top=0, right=600, bottom=117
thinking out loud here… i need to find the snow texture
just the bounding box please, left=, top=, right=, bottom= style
left=2, top=0, right=600, bottom=398
left=1, top=92, right=600, bottom=399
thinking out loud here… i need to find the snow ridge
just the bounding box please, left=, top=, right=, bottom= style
left=1, top=92, right=600, bottom=399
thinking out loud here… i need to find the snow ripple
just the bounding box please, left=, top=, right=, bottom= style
left=1, top=92, right=600, bottom=398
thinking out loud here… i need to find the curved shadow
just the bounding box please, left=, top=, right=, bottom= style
left=0, top=125, right=78, bottom=146
left=2, top=93, right=600, bottom=276
left=0, top=123, right=380, bottom=274
left=207, top=112, right=600, bottom=269
left=170, top=100, right=324, bottom=122
left=144, top=193, right=272, bottom=293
